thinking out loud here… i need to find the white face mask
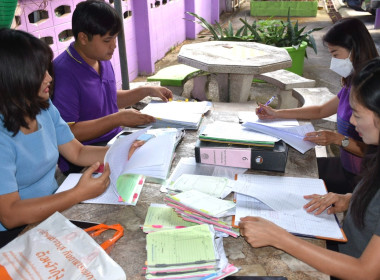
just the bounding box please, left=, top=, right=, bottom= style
left=330, top=54, right=353, bottom=78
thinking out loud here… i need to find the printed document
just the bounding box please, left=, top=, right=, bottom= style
left=233, top=174, right=346, bottom=241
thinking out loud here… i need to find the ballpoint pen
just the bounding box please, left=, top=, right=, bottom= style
left=258, top=95, right=276, bottom=113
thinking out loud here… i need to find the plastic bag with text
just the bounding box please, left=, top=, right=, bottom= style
left=0, top=212, right=126, bottom=280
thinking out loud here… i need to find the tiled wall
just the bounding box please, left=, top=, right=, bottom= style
left=12, top=0, right=227, bottom=87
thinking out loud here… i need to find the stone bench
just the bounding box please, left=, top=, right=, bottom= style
left=147, top=64, right=206, bottom=97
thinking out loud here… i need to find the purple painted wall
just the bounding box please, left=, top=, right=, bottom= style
left=14, top=0, right=228, bottom=84
left=185, top=0, right=220, bottom=39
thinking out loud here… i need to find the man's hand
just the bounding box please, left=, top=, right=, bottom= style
left=118, top=108, right=155, bottom=127
left=147, top=86, right=173, bottom=102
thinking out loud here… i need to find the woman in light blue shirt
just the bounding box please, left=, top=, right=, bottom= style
left=0, top=29, right=111, bottom=232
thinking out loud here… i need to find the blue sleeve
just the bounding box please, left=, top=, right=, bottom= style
left=48, top=100, right=74, bottom=145
left=0, top=137, right=17, bottom=195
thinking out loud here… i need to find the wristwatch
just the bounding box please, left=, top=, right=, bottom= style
left=341, top=136, right=350, bottom=148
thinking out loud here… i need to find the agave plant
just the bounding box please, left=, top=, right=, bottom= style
left=186, top=9, right=323, bottom=57
left=186, top=11, right=252, bottom=41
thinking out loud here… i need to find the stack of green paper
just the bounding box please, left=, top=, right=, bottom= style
left=145, top=224, right=219, bottom=279
left=142, top=204, right=198, bottom=233
left=165, top=190, right=239, bottom=237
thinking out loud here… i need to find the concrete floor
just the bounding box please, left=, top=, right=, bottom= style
left=133, top=0, right=380, bottom=101
left=131, top=0, right=380, bottom=158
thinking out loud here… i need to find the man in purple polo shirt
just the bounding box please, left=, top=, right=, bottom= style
left=53, top=0, right=172, bottom=174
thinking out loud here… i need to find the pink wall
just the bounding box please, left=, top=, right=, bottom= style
left=14, top=0, right=226, bottom=83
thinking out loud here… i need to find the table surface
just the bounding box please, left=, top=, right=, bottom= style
left=62, top=102, right=329, bottom=280
left=177, top=41, right=292, bottom=75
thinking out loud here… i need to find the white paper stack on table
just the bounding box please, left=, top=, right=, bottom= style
left=56, top=127, right=177, bottom=205
left=140, top=100, right=212, bottom=130
left=164, top=185, right=239, bottom=237
left=240, top=114, right=316, bottom=154
left=145, top=224, right=239, bottom=279
left=199, top=121, right=279, bottom=147
left=232, top=174, right=347, bottom=242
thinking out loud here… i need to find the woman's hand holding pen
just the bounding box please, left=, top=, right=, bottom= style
left=303, top=193, right=352, bottom=215
left=255, top=104, right=278, bottom=119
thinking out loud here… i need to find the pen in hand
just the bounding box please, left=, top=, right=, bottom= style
left=258, top=95, right=276, bottom=113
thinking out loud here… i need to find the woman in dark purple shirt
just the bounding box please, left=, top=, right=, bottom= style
left=256, top=18, right=378, bottom=194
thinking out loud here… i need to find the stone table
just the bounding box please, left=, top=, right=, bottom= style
left=177, top=41, right=292, bottom=102
left=61, top=102, right=328, bottom=280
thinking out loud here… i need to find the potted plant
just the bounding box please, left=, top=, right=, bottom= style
left=187, top=10, right=322, bottom=75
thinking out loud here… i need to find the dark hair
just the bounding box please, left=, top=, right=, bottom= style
left=323, top=18, right=379, bottom=86
left=0, top=28, right=53, bottom=136
left=349, top=57, right=380, bottom=228
left=72, top=0, right=122, bottom=40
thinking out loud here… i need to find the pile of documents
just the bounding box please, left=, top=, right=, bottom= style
left=55, top=128, right=179, bottom=205
left=199, top=121, right=278, bottom=147
left=145, top=224, right=239, bottom=279
left=140, top=100, right=212, bottom=130
left=232, top=174, right=347, bottom=241
left=241, top=118, right=316, bottom=154
left=142, top=204, right=198, bottom=233
left=165, top=189, right=239, bottom=237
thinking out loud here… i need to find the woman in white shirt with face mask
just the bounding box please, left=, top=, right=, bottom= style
left=256, top=18, right=379, bottom=195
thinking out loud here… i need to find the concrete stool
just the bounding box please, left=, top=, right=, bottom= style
left=147, top=64, right=205, bottom=97
left=292, top=87, right=337, bottom=130
left=255, top=69, right=316, bottom=108
left=292, top=87, right=338, bottom=158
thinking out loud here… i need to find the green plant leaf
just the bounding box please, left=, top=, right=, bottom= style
left=186, top=12, right=220, bottom=40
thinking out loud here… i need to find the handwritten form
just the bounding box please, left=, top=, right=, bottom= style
left=143, top=204, right=197, bottom=233
left=233, top=174, right=345, bottom=240
left=146, top=225, right=218, bottom=276
left=160, top=157, right=247, bottom=193
left=167, top=174, right=232, bottom=198
left=169, top=190, right=236, bottom=218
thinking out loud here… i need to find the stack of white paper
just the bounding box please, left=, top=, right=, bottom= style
left=242, top=119, right=316, bottom=153
left=199, top=121, right=279, bottom=147
left=140, top=101, right=212, bottom=130
left=55, top=128, right=178, bottom=205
